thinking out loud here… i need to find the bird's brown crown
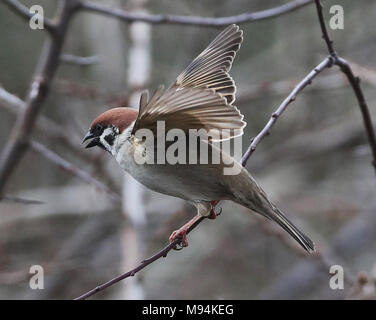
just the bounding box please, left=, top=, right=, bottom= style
left=90, top=107, right=138, bottom=132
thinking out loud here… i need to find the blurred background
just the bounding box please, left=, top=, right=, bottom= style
left=0, top=0, right=376, bottom=299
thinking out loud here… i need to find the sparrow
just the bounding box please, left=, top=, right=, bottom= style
left=83, top=25, right=315, bottom=253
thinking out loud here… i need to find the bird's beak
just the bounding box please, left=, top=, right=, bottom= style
left=82, top=131, right=100, bottom=149
left=82, top=131, right=94, bottom=143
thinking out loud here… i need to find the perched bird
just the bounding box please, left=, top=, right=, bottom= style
left=83, top=25, right=315, bottom=252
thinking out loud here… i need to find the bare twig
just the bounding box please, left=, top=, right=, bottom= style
left=335, top=58, right=376, bottom=169
left=74, top=242, right=176, bottom=300
left=314, top=0, right=376, bottom=170
left=1, top=0, right=55, bottom=32
left=74, top=214, right=203, bottom=300
left=314, top=0, right=335, bottom=55
left=0, top=0, right=81, bottom=194
left=30, top=140, right=121, bottom=202
left=79, top=0, right=314, bottom=27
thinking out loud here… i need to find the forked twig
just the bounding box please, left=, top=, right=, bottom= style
left=314, top=0, right=376, bottom=170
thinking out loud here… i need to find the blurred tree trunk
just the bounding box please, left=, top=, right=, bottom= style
left=119, top=0, right=151, bottom=300
left=82, top=0, right=149, bottom=299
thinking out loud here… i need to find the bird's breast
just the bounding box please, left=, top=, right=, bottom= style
left=113, top=138, right=235, bottom=202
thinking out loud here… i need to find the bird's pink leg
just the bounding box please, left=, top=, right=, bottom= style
left=169, top=214, right=202, bottom=248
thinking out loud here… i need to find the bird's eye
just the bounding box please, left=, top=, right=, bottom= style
left=95, top=124, right=103, bottom=133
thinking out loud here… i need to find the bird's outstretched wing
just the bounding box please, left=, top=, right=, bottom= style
left=132, top=25, right=245, bottom=141
left=173, top=24, right=243, bottom=105
left=132, top=85, right=245, bottom=141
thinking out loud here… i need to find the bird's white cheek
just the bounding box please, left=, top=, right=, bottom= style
left=112, top=124, right=135, bottom=166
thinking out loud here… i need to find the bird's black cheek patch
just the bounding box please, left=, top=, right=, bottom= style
left=104, top=134, right=115, bottom=146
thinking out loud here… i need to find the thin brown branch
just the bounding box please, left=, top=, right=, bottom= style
left=336, top=57, right=376, bottom=169
left=79, top=0, right=314, bottom=27
left=74, top=241, right=175, bottom=300
left=1, top=0, right=55, bottom=32
left=30, top=140, right=121, bottom=202
left=314, top=0, right=335, bottom=55
left=74, top=215, right=204, bottom=300
left=314, top=0, right=376, bottom=171
left=0, top=0, right=81, bottom=195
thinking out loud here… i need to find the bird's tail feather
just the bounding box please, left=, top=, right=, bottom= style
left=230, top=168, right=315, bottom=253
left=269, top=207, right=315, bottom=253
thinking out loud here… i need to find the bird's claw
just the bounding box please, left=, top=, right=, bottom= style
left=169, top=229, right=189, bottom=250
left=208, top=206, right=222, bottom=219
